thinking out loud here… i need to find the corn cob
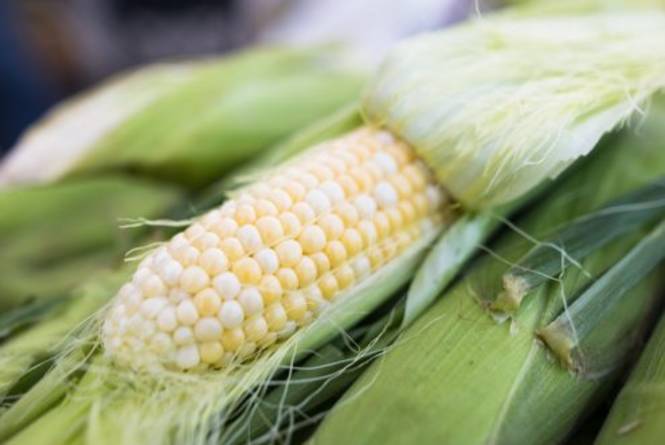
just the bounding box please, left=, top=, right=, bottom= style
left=102, top=127, right=447, bottom=371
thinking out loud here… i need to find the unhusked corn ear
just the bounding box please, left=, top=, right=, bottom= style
left=102, top=127, right=447, bottom=371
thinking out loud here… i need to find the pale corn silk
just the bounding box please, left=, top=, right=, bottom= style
left=102, top=127, right=447, bottom=371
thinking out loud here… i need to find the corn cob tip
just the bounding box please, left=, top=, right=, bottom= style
left=101, top=127, right=448, bottom=371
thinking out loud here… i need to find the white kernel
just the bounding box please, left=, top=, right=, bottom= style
left=176, top=345, right=200, bottom=369
left=192, top=232, right=220, bottom=251
left=158, top=260, right=183, bottom=286
left=237, top=225, right=263, bottom=253
left=275, top=240, right=303, bottom=267
left=298, top=173, right=319, bottom=189
left=354, top=194, right=378, bottom=219
left=277, top=321, right=297, bottom=339
left=156, top=306, right=178, bottom=332
left=142, top=274, right=166, bottom=298
left=255, top=248, right=279, bottom=274
left=305, top=189, right=331, bottom=215
left=168, top=233, right=189, bottom=253
left=180, top=266, right=210, bottom=293
left=238, top=288, right=264, bottom=316
left=426, top=185, right=445, bottom=209
left=352, top=256, right=372, bottom=280
left=140, top=297, right=168, bottom=319
left=320, top=181, right=345, bottom=204
left=150, top=332, right=174, bottom=356
left=185, top=223, right=206, bottom=240
left=373, top=152, right=398, bottom=174
left=194, top=317, right=222, bottom=341
left=176, top=300, right=199, bottom=326
left=213, top=272, right=241, bottom=299
left=169, top=289, right=189, bottom=304
left=375, top=130, right=395, bottom=146
left=173, top=326, right=194, bottom=345
left=218, top=300, right=244, bottom=329
left=132, top=267, right=152, bottom=286
left=118, top=283, right=137, bottom=299
left=374, top=181, right=398, bottom=208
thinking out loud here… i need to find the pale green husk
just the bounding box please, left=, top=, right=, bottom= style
left=0, top=48, right=364, bottom=188
left=312, top=97, right=665, bottom=444
left=595, top=311, right=665, bottom=444
left=364, top=12, right=665, bottom=208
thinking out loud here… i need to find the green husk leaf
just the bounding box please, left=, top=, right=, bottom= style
left=364, top=11, right=665, bottom=209
left=1, top=48, right=364, bottom=188
left=0, top=299, right=65, bottom=341
left=494, top=178, right=665, bottom=313
left=0, top=176, right=181, bottom=309
left=312, top=98, right=665, bottom=445
left=595, top=310, right=665, bottom=444
left=538, top=219, right=665, bottom=374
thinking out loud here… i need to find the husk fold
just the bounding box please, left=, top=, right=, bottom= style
left=363, top=11, right=665, bottom=209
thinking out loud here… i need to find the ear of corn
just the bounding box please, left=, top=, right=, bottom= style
left=311, top=97, right=665, bottom=445
left=0, top=48, right=364, bottom=189
left=364, top=12, right=665, bottom=208
left=595, top=311, right=665, bottom=444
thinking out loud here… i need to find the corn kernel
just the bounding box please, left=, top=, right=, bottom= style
left=310, top=252, right=331, bottom=275
left=194, top=288, right=221, bottom=316
left=324, top=241, right=347, bottom=268
left=265, top=303, right=287, bottom=331
left=283, top=293, right=308, bottom=321
left=222, top=328, right=245, bottom=352
left=256, top=216, right=284, bottom=246
left=295, top=257, right=317, bottom=285
left=341, top=229, right=363, bottom=256
left=299, top=225, right=327, bottom=254
left=220, top=238, right=244, bottom=261
left=259, top=275, right=282, bottom=304
left=200, top=341, right=224, bottom=364
left=232, top=257, right=262, bottom=284
left=277, top=268, right=299, bottom=290
left=244, top=316, right=269, bottom=342
left=275, top=239, right=302, bottom=267
left=319, top=273, right=338, bottom=300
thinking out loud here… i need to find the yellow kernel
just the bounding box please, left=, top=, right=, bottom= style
left=235, top=204, right=256, bottom=225
left=369, top=247, right=384, bottom=269
left=373, top=212, right=391, bottom=238
left=299, top=225, right=327, bottom=254
left=350, top=168, right=374, bottom=192
left=211, top=218, right=238, bottom=238
left=269, top=189, right=293, bottom=211
left=319, top=214, right=345, bottom=240
left=319, top=273, right=339, bottom=300
left=336, top=202, right=359, bottom=227
left=255, top=199, right=279, bottom=217
left=324, top=241, right=347, bottom=268
left=414, top=194, right=429, bottom=216
left=258, top=332, right=278, bottom=348
left=279, top=212, right=303, bottom=238
left=400, top=202, right=417, bottom=224
left=310, top=165, right=334, bottom=181
left=244, top=316, right=269, bottom=342
left=259, top=275, right=282, bottom=304
left=305, top=286, right=325, bottom=312
left=295, top=257, right=317, bottom=285
left=405, top=164, right=427, bottom=190
left=335, top=264, right=355, bottom=290
left=337, top=175, right=359, bottom=196
left=358, top=220, right=378, bottom=246
left=256, top=216, right=284, bottom=246
left=194, top=288, right=221, bottom=316
left=200, top=341, right=224, bottom=364
left=383, top=239, right=398, bottom=260
left=283, top=293, right=308, bottom=321
left=396, top=232, right=412, bottom=252
left=310, top=252, right=331, bottom=275
left=391, top=174, right=413, bottom=198
left=277, top=268, right=299, bottom=290
left=284, top=180, right=306, bottom=202
left=222, top=328, right=245, bottom=352
left=232, top=257, right=262, bottom=284
left=341, top=229, right=363, bottom=256
left=275, top=239, right=302, bottom=267
left=221, top=238, right=244, bottom=261
left=386, top=208, right=404, bottom=233
left=265, top=303, right=287, bottom=331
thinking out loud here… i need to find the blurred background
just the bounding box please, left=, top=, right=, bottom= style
left=0, top=0, right=480, bottom=156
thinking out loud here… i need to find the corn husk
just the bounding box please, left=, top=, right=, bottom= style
left=312, top=99, right=665, bottom=444
left=0, top=48, right=364, bottom=188
left=594, top=309, right=665, bottom=444
left=364, top=12, right=665, bottom=208
left=0, top=177, right=181, bottom=309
